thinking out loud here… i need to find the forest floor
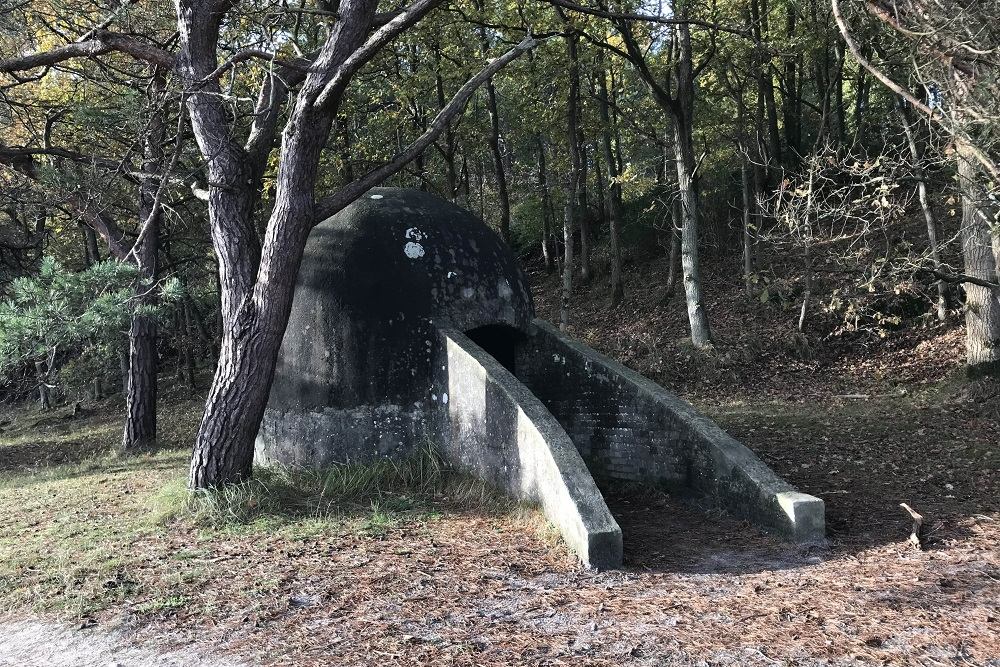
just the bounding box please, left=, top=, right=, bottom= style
left=1, top=253, right=998, bottom=665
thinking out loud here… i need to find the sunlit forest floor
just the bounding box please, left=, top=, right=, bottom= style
left=0, top=252, right=997, bottom=665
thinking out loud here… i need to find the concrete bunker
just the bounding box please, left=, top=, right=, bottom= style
left=256, top=187, right=824, bottom=569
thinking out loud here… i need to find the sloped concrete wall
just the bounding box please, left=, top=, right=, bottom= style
left=515, top=320, right=824, bottom=543
left=441, top=329, right=623, bottom=569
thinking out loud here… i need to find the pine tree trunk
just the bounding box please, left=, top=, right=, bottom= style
left=122, top=70, right=165, bottom=452
left=957, top=147, right=1000, bottom=376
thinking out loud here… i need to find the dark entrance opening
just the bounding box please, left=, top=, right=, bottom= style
left=465, top=324, right=523, bottom=374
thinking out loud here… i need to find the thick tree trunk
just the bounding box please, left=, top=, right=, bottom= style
left=957, top=148, right=1000, bottom=376
left=122, top=70, right=166, bottom=452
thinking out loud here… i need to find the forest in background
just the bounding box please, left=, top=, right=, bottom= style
left=1, top=0, right=998, bottom=488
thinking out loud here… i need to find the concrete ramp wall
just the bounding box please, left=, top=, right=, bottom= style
left=515, top=320, right=824, bottom=543
left=440, top=329, right=623, bottom=569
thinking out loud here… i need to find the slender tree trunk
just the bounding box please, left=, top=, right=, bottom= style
left=561, top=30, right=582, bottom=330
left=741, top=157, right=754, bottom=295
left=35, top=360, right=51, bottom=410
left=750, top=0, right=781, bottom=166
left=597, top=60, right=624, bottom=305
left=782, top=4, right=800, bottom=163
left=577, top=149, right=592, bottom=284
left=664, top=199, right=682, bottom=298
left=673, top=22, right=713, bottom=347
left=899, top=105, right=947, bottom=320
left=435, top=47, right=458, bottom=201
left=957, top=147, right=1000, bottom=376
left=537, top=137, right=555, bottom=272
left=122, top=70, right=166, bottom=452
left=484, top=81, right=511, bottom=243
left=181, top=300, right=198, bottom=389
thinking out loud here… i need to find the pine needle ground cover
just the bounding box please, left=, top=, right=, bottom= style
left=0, top=375, right=997, bottom=665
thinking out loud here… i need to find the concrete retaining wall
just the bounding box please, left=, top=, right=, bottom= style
left=515, top=320, right=825, bottom=543
left=441, top=329, right=623, bottom=568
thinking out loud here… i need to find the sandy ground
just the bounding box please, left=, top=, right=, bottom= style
left=0, top=620, right=242, bottom=667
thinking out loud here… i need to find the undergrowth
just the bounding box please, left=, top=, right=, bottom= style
left=152, top=445, right=514, bottom=528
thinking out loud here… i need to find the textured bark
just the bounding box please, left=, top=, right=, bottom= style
left=177, top=0, right=536, bottom=488
left=957, top=149, right=1000, bottom=376
left=614, top=8, right=711, bottom=344
left=185, top=0, right=380, bottom=488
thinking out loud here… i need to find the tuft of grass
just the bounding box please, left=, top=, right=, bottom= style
left=151, top=445, right=513, bottom=531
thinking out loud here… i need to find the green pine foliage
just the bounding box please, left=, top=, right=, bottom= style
left=0, top=257, right=181, bottom=397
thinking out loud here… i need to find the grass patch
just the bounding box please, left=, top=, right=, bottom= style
left=0, top=405, right=523, bottom=621
left=152, top=445, right=512, bottom=532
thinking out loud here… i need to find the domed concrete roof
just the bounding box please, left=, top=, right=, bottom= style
left=294, top=187, right=533, bottom=332
left=258, top=187, right=534, bottom=467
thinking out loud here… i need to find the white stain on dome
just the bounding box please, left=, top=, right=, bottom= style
left=404, top=241, right=425, bottom=259
left=405, top=227, right=426, bottom=241
left=369, top=194, right=384, bottom=199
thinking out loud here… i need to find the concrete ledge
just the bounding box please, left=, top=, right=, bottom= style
left=519, top=319, right=825, bottom=543
left=441, top=328, right=622, bottom=569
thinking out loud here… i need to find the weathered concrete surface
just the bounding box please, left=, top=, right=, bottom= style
left=256, top=187, right=534, bottom=467
left=516, top=320, right=825, bottom=543
left=256, top=188, right=822, bottom=564
left=442, top=329, right=622, bottom=569
left=0, top=620, right=242, bottom=667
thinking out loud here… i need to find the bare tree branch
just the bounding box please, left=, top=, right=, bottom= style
left=0, top=30, right=174, bottom=74
left=541, top=0, right=752, bottom=39
left=312, top=0, right=443, bottom=110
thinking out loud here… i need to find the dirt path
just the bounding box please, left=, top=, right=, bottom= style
left=0, top=620, right=242, bottom=667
